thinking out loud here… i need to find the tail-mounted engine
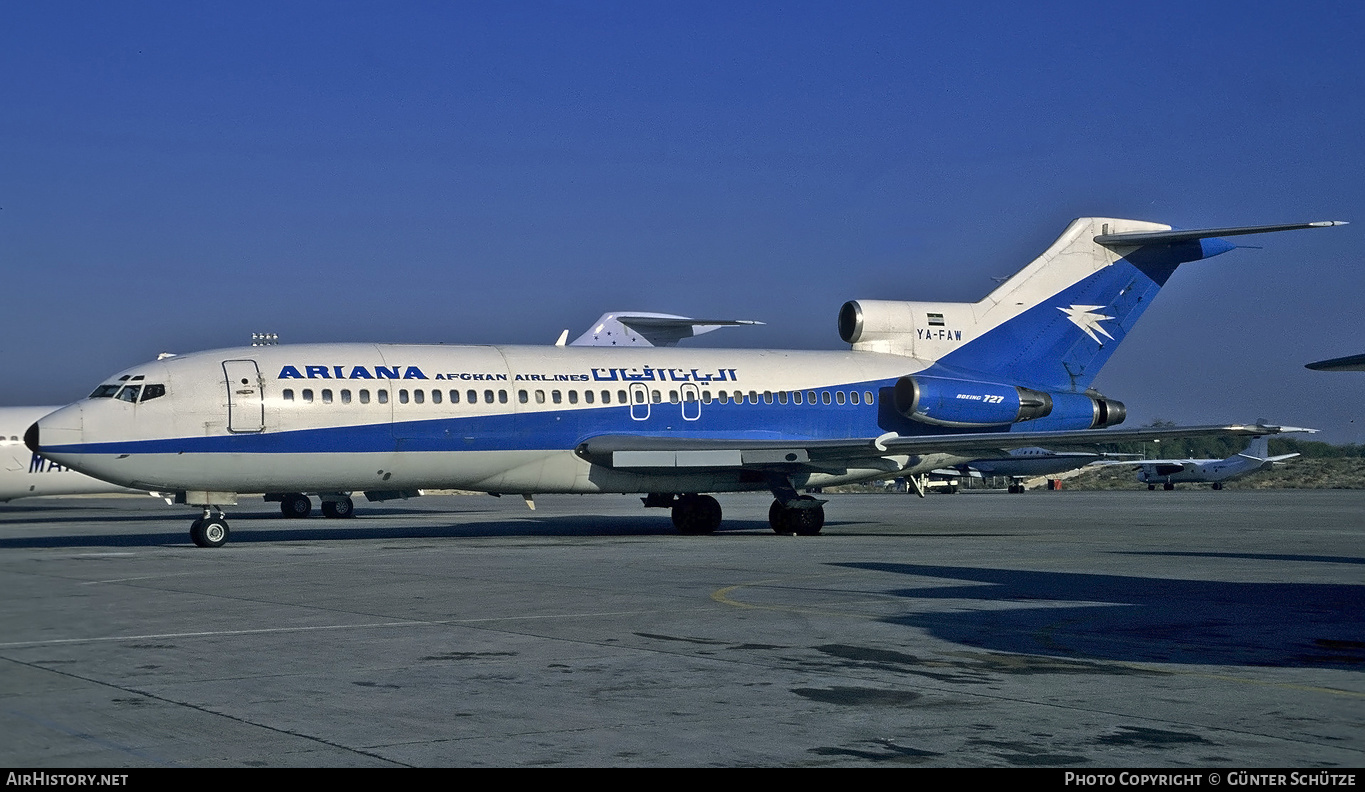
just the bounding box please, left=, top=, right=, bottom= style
left=892, top=375, right=1125, bottom=429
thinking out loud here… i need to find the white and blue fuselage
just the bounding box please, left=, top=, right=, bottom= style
left=34, top=344, right=966, bottom=495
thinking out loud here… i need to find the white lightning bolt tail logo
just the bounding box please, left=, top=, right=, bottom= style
left=1058, top=304, right=1116, bottom=344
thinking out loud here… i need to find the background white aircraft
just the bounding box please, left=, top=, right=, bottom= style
left=1130, top=435, right=1302, bottom=490
left=26, top=217, right=1338, bottom=547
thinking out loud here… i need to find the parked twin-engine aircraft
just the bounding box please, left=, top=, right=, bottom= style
left=26, top=217, right=1340, bottom=547
left=1130, top=435, right=1302, bottom=490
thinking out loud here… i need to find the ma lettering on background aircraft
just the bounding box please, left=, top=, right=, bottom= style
left=26, top=217, right=1340, bottom=547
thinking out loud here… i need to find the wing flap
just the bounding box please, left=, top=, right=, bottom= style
left=577, top=424, right=1310, bottom=472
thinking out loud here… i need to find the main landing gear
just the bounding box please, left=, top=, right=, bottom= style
left=768, top=497, right=825, bottom=536
left=190, top=508, right=230, bottom=548
left=671, top=494, right=722, bottom=535
left=643, top=486, right=829, bottom=537
left=274, top=493, right=355, bottom=519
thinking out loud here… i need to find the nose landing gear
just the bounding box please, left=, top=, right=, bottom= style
left=190, top=508, right=230, bottom=548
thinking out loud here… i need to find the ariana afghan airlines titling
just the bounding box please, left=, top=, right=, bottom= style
left=26, top=217, right=1340, bottom=547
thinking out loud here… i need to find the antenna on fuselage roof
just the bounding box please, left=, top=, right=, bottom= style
left=252, top=333, right=279, bottom=346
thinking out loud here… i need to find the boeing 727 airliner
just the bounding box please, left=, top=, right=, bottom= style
left=26, top=217, right=1340, bottom=546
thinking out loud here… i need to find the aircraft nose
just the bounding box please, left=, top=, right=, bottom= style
left=31, top=404, right=84, bottom=453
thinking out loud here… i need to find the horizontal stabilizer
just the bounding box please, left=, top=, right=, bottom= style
left=1306, top=353, right=1365, bottom=372
left=1095, top=221, right=1346, bottom=247
left=571, top=312, right=763, bottom=347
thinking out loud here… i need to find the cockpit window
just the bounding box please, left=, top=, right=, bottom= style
left=116, top=384, right=142, bottom=403
left=90, top=384, right=122, bottom=398
left=141, top=384, right=166, bottom=402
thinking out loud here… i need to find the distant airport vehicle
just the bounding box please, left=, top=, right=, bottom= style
left=26, top=217, right=1341, bottom=546
left=1306, top=353, right=1365, bottom=372
left=1130, top=435, right=1302, bottom=490
left=0, top=406, right=144, bottom=501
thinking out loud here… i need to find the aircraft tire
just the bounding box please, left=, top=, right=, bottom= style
left=322, top=497, right=355, bottom=519
left=672, top=494, right=721, bottom=535
left=191, top=518, right=229, bottom=548
left=1163, top=483, right=1175, bottom=491
left=1212, top=482, right=1223, bottom=491
left=281, top=493, right=312, bottom=519
left=769, top=498, right=824, bottom=535
left=768, top=500, right=787, bottom=533
left=1148, top=484, right=1156, bottom=491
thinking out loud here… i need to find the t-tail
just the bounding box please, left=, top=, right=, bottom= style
left=838, top=217, right=1344, bottom=430
left=840, top=217, right=1345, bottom=392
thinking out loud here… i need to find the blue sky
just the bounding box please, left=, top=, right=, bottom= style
left=3, top=2, right=1363, bottom=442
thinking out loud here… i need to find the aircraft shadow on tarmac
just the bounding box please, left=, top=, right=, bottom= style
left=0, top=511, right=787, bottom=548
left=838, top=562, right=1365, bottom=670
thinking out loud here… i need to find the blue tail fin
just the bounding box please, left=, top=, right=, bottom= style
left=840, top=217, right=1343, bottom=392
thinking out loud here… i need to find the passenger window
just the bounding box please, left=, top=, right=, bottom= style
left=467, top=390, right=477, bottom=404
left=536, top=390, right=546, bottom=404
left=432, top=390, right=442, bottom=404
left=617, top=390, right=627, bottom=404
left=377, top=390, right=388, bottom=404
left=601, top=390, right=611, bottom=404
left=807, top=391, right=816, bottom=404
left=584, top=390, right=594, bottom=404
left=552, top=390, right=562, bottom=404
left=651, top=390, right=661, bottom=404
left=763, top=391, right=773, bottom=404
left=683, top=390, right=696, bottom=402
left=399, top=390, right=409, bottom=404
left=484, top=390, right=494, bottom=404
left=777, top=391, right=787, bottom=405
left=836, top=391, right=845, bottom=405
left=733, top=390, right=743, bottom=403
left=669, top=390, right=679, bottom=404
left=792, top=391, right=802, bottom=405
left=821, top=392, right=832, bottom=405
left=414, top=390, right=424, bottom=404
left=569, top=390, right=579, bottom=404
left=303, top=389, right=315, bottom=403
left=322, top=389, right=333, bottom=404
left=283, top=389, right=294, bottom=402
left=702, top=390, right=711, bottom=404
left=518, top=390, right=529, bottom=404
left=749, top=391, right=758, bottom=404
left=850, top=391, right=860, bottom=405
left=341, top=389, right=352, bottom=404
left=498, top=390, right=507, bottom=404
left=360, top=390, right=370, bottom=404
left=718, top=391, right=729, bottom=404
left=865, top=391, right=874, bottom=404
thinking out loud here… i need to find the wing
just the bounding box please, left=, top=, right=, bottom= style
left=574, top=423, right=1308, bottom=474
